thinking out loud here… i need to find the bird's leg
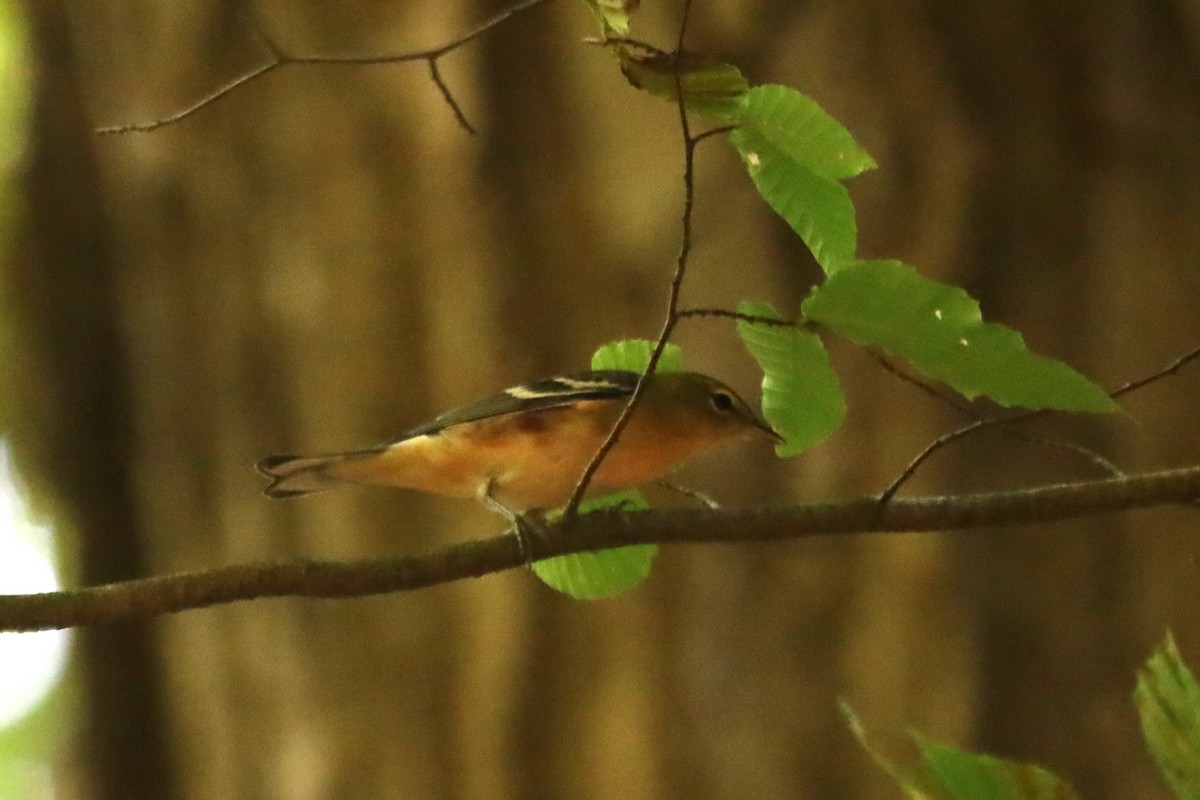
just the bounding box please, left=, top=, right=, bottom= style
left=481, top=478, right=540, bottom=566
left=654, top=480, right=721, bottom=509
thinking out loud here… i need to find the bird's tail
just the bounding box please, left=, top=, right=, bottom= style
left=256, top=451, right=376, bottom=499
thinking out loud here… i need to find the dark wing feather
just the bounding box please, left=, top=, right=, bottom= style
left=400, top=370, right=639, bottom=439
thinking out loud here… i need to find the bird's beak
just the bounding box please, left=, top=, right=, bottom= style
left=753, top=415, right=785, bottom=445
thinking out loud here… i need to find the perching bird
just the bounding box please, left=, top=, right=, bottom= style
left=257, top=370, right=781, bottom=514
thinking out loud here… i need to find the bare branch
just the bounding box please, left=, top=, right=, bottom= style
left=874, top=354, right=974, bottom=413
left=96, top=0, right=554, bottom=135
left=875, top=355, right=1123, bottom=481
left=4, top=465, right=1200, bottom=632
left=879, top=344, right=1200, bottom=502
left=1111, top=344, right=1200, bottom=398
left=677, top=307, right=798, bottom=326
left=880, top=419, right=987, bottom=502
left=96, top=62, right=283, bottom=134
left=423, top=0, right=555, bottom=59
left=674, top=0, right=697, bottom=66
left=654, top=480, right=721, bottom=509
left=1006, top=435, right=1123, bottom=477
left=428, top=59, right=476, bottom=135
left=563, top=0, right=700, bottom=520
left=692, top=125, right=735, bottom=144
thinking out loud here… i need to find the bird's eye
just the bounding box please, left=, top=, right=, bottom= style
left=710, top=391, right=736, bottom=413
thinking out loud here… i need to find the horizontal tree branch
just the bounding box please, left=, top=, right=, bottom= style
left=2, top=464, right=1198, bottom=632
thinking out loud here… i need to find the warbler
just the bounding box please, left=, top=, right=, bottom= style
left=257, top=370, right=781, bottom=513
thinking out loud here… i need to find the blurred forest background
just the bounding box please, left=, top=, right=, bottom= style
left=3, top=0, right=1200, bottom=798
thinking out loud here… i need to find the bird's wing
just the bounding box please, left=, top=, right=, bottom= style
left=399, top=370, right=640, bottom=439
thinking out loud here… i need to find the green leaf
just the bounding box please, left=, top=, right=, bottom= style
left=579, top=0, right=639, bottom=36
left=1135, top=632, right=1200, bottom=800
left=531, top=490, right=656, bottom=599
left=735, top=300, right=845, bottom=457
left=616, top=46, right=749, bottom=123
left=526, top=338, right=680, bottom=600
left=843, top=702, right=1082, bottom=800
left=736, top=85, right=876, bottom=180
left=729, top=124, right=857, bottom=271
left=728, top=85, right=872, bottom=272
left=802, top=260, right=1117, bottom=413
left=591, top=339, right=684, bottom=373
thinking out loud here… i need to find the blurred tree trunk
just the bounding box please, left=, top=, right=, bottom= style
left=8, top=0, right=1200, bottom=798
left=11, top=3, right=179, bottom=798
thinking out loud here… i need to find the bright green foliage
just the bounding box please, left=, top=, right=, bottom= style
left=591, top=339, right=684, bottom=374
left=529, top=339, right=677, bottom=598
left=843, top=637, right=1200, bottom=799
left=1136, top=632, right=1200, bottom=800
left=531, top=490, right=655, bottom=599
left=802, top=260, right=1117, bottom=413
left=616, top=48, right=749, bottom=123
left=584, top=1, right=1114, bottom=462
left=735, top=300, right=844, bottom=458
left=843, top=702, right=1082, bottom=800
left=570, top=8, right=1119, bottom=601
left=728, top=85, right=874, bottom=273
left=579, top=0, right=638, bottom=36
left=736, top=85, right=876, bottom=181
left=729, top=125, right=857, bottom=271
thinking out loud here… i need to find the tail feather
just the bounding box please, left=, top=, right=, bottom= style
left=256, top=453, right=364, bottom=499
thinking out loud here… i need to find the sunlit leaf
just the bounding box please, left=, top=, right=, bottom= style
left=531, top=490, right=655, bottom=599
left=729, top=124, right=857, bottom=272
left=802, top=260, right=1117, bottom=412
left=736, top=85, right=876, bottom=180
left=1135, top=631, right=1200, bottom=800
left=843, top=702, right=1082, bottom=800
left=591, top=339, right=684, bottom=374
left=735, top=300, right=844, bottom=457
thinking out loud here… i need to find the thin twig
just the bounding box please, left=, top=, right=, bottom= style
left=879, top=345, right=1200, bottom=502
left=96, top=0, right=554, bottom=135
left=874, top=355, right=975, bottom=414
left=655, top=480, right=721, bottom=509
left=96, top=62, right=283, bottom=134
left=562, top=0, right=700, bottom=521
left=692, top=125, right=736, bottom=144
left=1006, top=435, right=1123, bottom=477
left=1111, top=345, right=1200, bottom=398
left=875, top=355, right=1123, bottom=479
left=4, top=464, right=1200, bottom=631
left=428, top=59, right=475, bottom=135
left=677, top=307, right=797, bottom=326
left=879, top=420, right=987, bottom=503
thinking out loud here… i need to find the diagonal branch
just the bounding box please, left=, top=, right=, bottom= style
left=1111, top=344, right=1200, bottom=398
left=880, top=344, right=1200, bottom=502
left=562, top=0, right=700, bottom=520
left=3, top=465, right=1200, bottom=632
left=96, top=0, right=555, bottom=135
left=874, top=355, right=1124, bottom=479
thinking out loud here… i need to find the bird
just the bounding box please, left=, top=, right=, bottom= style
left=256, top=369, right=781, bottom=515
